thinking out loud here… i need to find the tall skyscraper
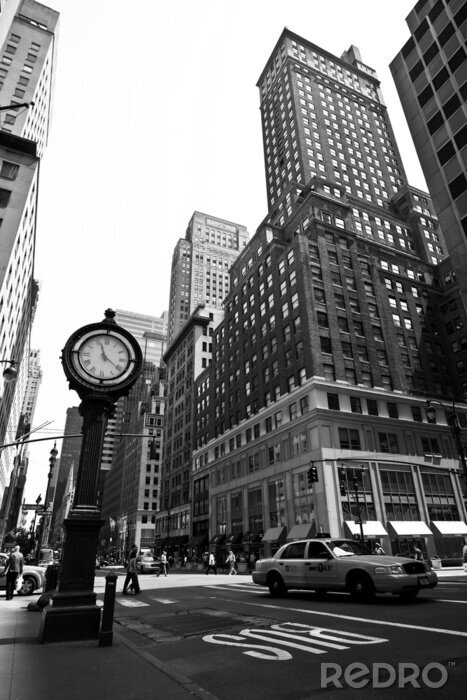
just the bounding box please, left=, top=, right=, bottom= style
left=99, top=309, right=168, bottom=553
left=191, top=28, right=467, bottom=563
left=155, top=212, right=249, bottom=553
left=0, top=0, right=58, bottom=539
left=49, top=406, right=82, bottom=546
left=167, top=211, right=249, bottom=344
left=390, top=0, right=467, bottom=310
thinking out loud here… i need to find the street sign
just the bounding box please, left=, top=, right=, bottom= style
left=22, top=504, right=44, bottom=510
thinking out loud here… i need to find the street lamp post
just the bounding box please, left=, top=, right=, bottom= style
left=425, top=398, right=467, bottom=484
left=0, top=359, right=18, bottom=381
left=34, top=444, right=58, bottom=562
left=338, top=464, right=366, bottom=543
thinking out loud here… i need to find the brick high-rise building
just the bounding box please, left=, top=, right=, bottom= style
left=390, top=0, right=467, bottom=311
left=191, top=28, right=467, bottom=564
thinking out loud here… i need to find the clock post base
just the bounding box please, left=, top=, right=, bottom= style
left=38, top=514, right=104, bottom=643
left=39, top=591, right=100, bottom=643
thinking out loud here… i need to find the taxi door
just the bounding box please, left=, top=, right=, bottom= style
left=304, top=542, right=338, bottom=590
left=277, top=541, right=308, bottom=588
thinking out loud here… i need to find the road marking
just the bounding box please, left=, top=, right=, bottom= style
left=203, top=622, right=387, bottom=661
left=117, top=598, right=149, bottom=607
left=212, top=595, right=467, bottom=638
left=438, top=599, right=467, bottom=604
left=150, top=597, right=177, bottom=604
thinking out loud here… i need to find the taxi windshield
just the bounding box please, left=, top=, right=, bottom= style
left=329, top=540, right=372, bottom=557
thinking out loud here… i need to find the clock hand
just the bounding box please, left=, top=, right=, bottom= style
left=99, top=342, right=109, bottom=361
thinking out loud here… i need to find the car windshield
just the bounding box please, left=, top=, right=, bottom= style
left=329, top=540, right=372, bottom=557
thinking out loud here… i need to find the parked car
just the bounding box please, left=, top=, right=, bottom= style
left=136, top=556, right=160, bottom=574
left=252, top=539, right=437, bottom=601
left=0, top=552, right=45, bottom=596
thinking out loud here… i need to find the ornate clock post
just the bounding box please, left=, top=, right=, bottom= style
left=39, top=309, right=142, bottom=643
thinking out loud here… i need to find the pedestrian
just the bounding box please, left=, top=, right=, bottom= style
left=462, top=541, right=467, bottom=572
left=158, top=550, right=168, bottom=576
left=374, top=542, right=385, bottom=555
left=122, top=546, right=140, bottom=595
left=250, top=552, right=256, bottom=571
left=226, top=550, right=237, bottom=575
left=413, top=544, right=423, bottom=561
left=4, top=546, right=24, bottom=600
left=205, top=551, right=217, bottom=575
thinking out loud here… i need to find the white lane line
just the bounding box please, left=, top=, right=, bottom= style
left=149, top=598, right=177, bottom=604
left=438, top=599, right=467, bottom=604
left=117, top=599, right=149, bottom=607
left=209, top=595, right=467, bottom=638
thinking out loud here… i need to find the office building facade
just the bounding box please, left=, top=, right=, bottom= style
left=167, top=211, right=249, bottom=345
left=100, top=309, right=168, bottom=553
left=390, top=0, right=467, bottom=310
left=191, top=28, right=467, bottom=563
left=0, top=0, right=58, bottom=540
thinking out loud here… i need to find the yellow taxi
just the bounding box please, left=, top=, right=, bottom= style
left=252, top=538, right=437, bottom=601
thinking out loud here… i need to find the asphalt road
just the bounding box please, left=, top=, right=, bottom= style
left=95, top=572, right=467, bottom=699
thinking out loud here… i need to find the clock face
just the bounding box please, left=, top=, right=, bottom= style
left=70, top=330, right=135, bottom=387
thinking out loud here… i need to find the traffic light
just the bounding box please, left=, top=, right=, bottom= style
left=338, top=468, right=347, bottom=496
left=307, top=463, right=319, bottom=486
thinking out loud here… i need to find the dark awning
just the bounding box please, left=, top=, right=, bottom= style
left=209, top=534, right=226, bottom=545
left=287, top=524, right=315, bottom=541
left=187, top=534, right=208, bottom=547
left=243, top=530, right=263, bottom=544
left=262, top=526, right=287, bottom=543
left=170, top=535, right=189, bottom=546
left=226, top=532, right=243, bottom=545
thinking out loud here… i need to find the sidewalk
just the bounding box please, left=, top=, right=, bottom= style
left=0, top=572, right=227, bottom=700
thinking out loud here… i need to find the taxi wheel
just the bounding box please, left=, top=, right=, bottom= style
left=348, top=573, right=375, bottom=601
left=268, top=573, right=287, bottom=597
left=17, top=576, right=36, bottom=596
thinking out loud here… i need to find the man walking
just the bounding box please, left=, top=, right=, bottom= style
left=122, top=546, right=140, bottom=595
left=226, top=550, right=237, bottom=575
left=205, top=551, right=217, bottom=575
left=158, top=550, right=168, bottom=577
left=4, top=546, right=24, bottom=600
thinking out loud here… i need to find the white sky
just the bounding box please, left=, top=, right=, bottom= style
left=23, top=0, right=426, bottom=504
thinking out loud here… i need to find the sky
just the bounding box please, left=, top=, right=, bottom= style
left=23, top=0, right=427, bottom=505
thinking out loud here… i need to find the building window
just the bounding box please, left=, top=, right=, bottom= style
left=387, top=402, right=399, bottom=419
left=367, top=399, right=378, bottom=416
left=338, top=427, right=361, bottom=450
left=0, top=188, right=12, bottom=207
left=350, top=396, right=362, bottom=413
left=378, top=432, right=399, bottom=453
left=381, top=470, right=419, bottom=521
left=327, top=393, right=340, bottom=410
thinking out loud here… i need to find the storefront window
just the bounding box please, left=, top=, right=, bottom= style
left=381, top=469, right=420, bottom=521
left=216, top=495, right=226, bottom=534
left=292, top=473, right=315, bottom=525
left=268, top=479, right=287, bottom=526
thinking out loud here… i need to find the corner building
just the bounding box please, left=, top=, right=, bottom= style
left=390, top=0, right=467, bottom=311
left=192, top=29, right=467, bottom=564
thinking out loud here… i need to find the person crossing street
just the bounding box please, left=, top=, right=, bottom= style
left=205, top=551, right=217, bottom=575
